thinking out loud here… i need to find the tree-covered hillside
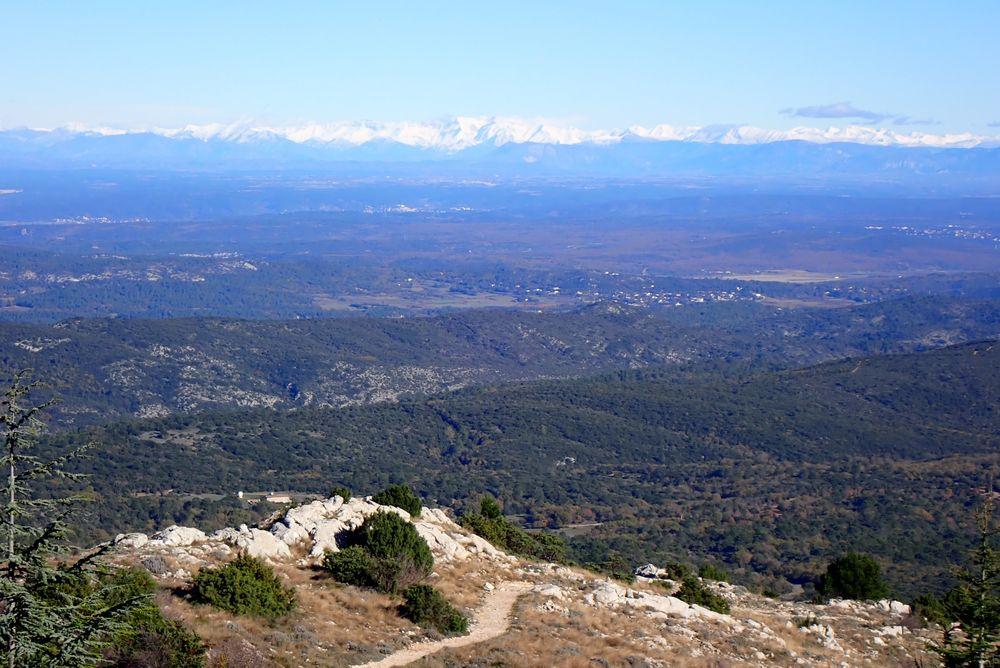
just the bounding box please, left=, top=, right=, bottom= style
left=45, top=340, right=999, bottom=598
left=3, top=296, right=997, bottom=426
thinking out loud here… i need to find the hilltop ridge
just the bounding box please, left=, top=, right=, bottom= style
left=102, top=493, right=937, bottom=666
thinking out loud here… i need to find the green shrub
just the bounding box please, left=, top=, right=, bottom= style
left=359, top=512, right=433, bottom=593
left=912, top=593, right=949, bottom=627
left=660, top=562, right=692, bottom=580
left=191, top=554, right=297, bottom=619
left=589, top=553, right=635, bottom=583
left=372, top=484, right=422, bottom=517
left=460, top=498, right=568, bottom=564
left=399, top=585, right=468, bottom=635
left=103, top=617, right=205, bottom=668
left=324, top=512, right=434, bottom=594
left=479, top=495, right=503, bottom=520
left=97, top=568, right=205, bottom=667
left=675, top=575, right=731, bottom=614
left=815, top=553, right=890, bottom=601
left=699, top=563, right=730, bottom=583
left=329, top=486, right=352, bottom=502
left=793, top=613, right=819, bottom=629
left=323, top=545, right=374, bottom=588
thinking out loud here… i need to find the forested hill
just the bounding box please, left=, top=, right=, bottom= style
left=4, top=295, right=998, bottom=426
left=48, top=339, right=999, bottom=597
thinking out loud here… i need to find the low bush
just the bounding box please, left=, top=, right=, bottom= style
left=815, top=553, right=889, bottom=601
left=372, top=484, right=422, bottom=517
left=912, top=593, right=949, bottom=626
left=399, top=585, right=468, bottom=635
left=793, top=613, right=819, bottom=629
left=461, top=495, right=568, bottom=563
left=699, top=563, right=730, bottom=583
left=589, top=553, right=635, bottom=583
left=323, top=545, right=373, bottom=588
left=191, top=554, right=297, bottom=619
left=329, top=486, right=352, bottom=502
left=675, top=575, right=731, bottom=614
left=95, top=568, right=205, bottom=667
left=324, top=512, right=433, bottom=594
left=104, top=616, right=205, bottom=668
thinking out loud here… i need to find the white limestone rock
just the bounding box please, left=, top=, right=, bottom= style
left=875, top=600, right=912, bottom=615
left=584, top=579, right=731, bottom=622
left=149, top=525, right=207, bottom=547
left=534, top=583, right=566, bottom=599
left=636, top=563, right=666, bottom=578
left=310, top=519, right=349, bottom=557
left=210, top=524, right=292, bottom=561
left=114, top=532, right=149, bottom=549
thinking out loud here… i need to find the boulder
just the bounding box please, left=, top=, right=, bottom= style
left=310, top=519, right=349, bottom=557
left=584, top=579, right=730, bottom=622
left=875, top=600, right=911, bottom=615
left=150, top=525, right=207, bottom=547
left=210, top=525, right=292, bottom=561
left=114, top=532, right=149, bottom=549
left=272, top=521, right=311, bottom=548
left=635, top=563, right=664, bottom=578
left=534, top=583, right=566, bottom=599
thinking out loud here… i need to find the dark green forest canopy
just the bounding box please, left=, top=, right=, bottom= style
left=44, top=339, right=999, bottom=598
left=2, top=295, right=998, bottom=427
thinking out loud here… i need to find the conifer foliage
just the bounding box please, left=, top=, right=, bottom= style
left=934, top=497, right=1000, bottom=668
left=0, top=370, right=145, bottom=667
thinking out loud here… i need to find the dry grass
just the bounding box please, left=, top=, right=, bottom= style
left=142, top=550, right=515, bottom=666
left=114, top=531, right=939, bottom=667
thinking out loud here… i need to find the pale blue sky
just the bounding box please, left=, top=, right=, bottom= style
left=3, top=1, right=998, bottom=133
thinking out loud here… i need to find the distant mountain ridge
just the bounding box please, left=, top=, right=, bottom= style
left=9, top=116, right=999, bottom=149
left=3, top=124, right=1000, bottom=187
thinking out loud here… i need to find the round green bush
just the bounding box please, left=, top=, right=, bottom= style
left=324, top=512, right=434, bottom=594
left=191, top=554, right=297, bottom=619
left=675, top=574, right=731, bottom=614
left=103, top=617, right=205, bottom=668
left=698, top=563, right=730, bottom=583
left=358, top=512, right=433, bottom=594
left=399, top=585, right=468, bottom=635
left=479, top=495, right=503, bottom=520
left=329, top=485, right=352, bottom=502
left=816, top=553, right=890, bottom=601
left=372, top=484, right=422, bottom=517
left=323, top=545, right=374, bottom=588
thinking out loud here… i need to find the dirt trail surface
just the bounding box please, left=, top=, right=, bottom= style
left=356, top=581, right=533, bottom=667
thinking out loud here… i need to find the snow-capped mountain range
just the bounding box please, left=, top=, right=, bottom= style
left=15, top=116, right=1000, bottom=150
left=4, top=116, right=999, bottom=188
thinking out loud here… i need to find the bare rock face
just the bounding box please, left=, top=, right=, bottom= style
left=584, top=579, right=729, bottom=622
left=209, top=525, right=292, bottom=561
left=113, top=532, right=149, bottom=549
left=108, top=494, right=514, bottom=581
left=148, top=525, right=207, bottom=547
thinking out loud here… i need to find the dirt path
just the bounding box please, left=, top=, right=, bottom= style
left=356, top=581, right=532, bottom=667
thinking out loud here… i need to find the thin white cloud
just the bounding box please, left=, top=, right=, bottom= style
left=893, top=116, right=941, bottom=127
left=781, top=102, right=891, bottom=123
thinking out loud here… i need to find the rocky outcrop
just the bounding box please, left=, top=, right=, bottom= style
left=209, top=525, right=292, bottom=561
left=103, top=498, right=938, bottom=667
left=584, top=579, right=731, bottom=623
left=148, top=525, right=207, bottom=547
left=112, top=495, right=513, bottom=577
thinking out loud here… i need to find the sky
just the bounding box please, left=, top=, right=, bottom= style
left=3, top=1, right=999, bottom=134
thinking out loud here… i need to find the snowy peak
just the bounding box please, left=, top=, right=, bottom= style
left=12, top=117, right=999, bottom=150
